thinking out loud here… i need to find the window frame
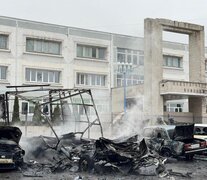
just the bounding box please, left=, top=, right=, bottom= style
left=0, top=34, right=9, bottom=50
left=0, top=66, right=8, bottom=80
left=76, top=44, right=107, bottom=60
left=21, top=101, right=35, bottom=115
left=76, top=72, right=107, bottom=87
left=25, top=37, right=62, bottom=56
left=163, top=55, right=183, bottom=69
left=25, top=68, right=61, bottom=84
left=117, top=48, right=143, bottom=66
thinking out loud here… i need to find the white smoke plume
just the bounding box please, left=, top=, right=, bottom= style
left=111, top=95, right=150, bottom=139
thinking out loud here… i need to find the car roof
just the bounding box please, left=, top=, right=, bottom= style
left=144, top=125, right=176, bottom=130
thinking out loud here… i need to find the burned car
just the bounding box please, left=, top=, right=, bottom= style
left=0, top=126, right=25, bottom=169
left=143, top=124, right=207, bottom=160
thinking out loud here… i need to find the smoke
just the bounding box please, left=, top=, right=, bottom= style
left=112, top=95, right=150, bottom=139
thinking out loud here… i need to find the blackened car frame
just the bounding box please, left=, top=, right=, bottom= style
left=143, top=124, right=207, bottom=160
left=0, top=126, right=25, bottom=169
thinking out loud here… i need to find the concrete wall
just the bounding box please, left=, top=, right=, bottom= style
left=163, top=112, right=193, bottom=123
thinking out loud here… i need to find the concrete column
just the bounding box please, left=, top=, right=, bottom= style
left=144, top=19, right=163, bottom=119
left=189, top=97, right=207, bottom=123
left=189, top=30, right=205, bottom=82
left=189, top=30, right=206, bottom=123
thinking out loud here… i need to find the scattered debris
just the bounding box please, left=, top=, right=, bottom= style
left=22, top=133, right=167, bottom=177
left=168, top=169, right=192, bottom=178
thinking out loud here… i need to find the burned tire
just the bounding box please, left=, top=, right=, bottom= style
left=185, top=154, right=194, bottom=161
left=79, top=155, right=94, bottom=172
left=160, top=148, right=172, bottom=157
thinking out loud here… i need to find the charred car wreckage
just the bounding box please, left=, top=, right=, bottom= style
left=143, top=124, right=207, bottom=160
left=23, top=133, right=167, bottom=177
left=0, top=85, right=205, bottom=178
left=0, top=126, right=25, bottom=169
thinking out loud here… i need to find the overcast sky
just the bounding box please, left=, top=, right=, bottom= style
left=0, top=0, right=207, bottom=44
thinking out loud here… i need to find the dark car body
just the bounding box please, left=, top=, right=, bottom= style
left=143, top=124, right=207, bottom=159
left=0, top=126, right=25, bottom=169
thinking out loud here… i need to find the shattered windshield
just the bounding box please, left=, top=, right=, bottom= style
left=194, top=127, right=207, bottom=135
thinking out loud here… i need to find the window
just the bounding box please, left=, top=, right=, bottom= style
left=77, top=44, right=107, bottom=60
left=0, top=34, right=8, bottom=50
left=26, top=38, right=61, bottom=55
left=117, top=48, right=144, bottom=65
left=76, top=73, right=106, bottom=87
left=0, top=66, right=7, bottom=80
left=25, top=68, right=60, bottom=83
left=166, top=103, right=183, bottom=112
left=21, top=102, right=35, bottom=114
left=163, top=55, right=183, bottom=68
left=116, top=73, right=144, bottom=87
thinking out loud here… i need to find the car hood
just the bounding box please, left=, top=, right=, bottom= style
left=173, top=124, right=194, bottom=140
left=0, top=126, right=22, bottom=144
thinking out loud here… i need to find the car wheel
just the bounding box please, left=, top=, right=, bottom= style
left=79, top=155, right=94, bottom=172
left=160, top=148, right=172, bottom=157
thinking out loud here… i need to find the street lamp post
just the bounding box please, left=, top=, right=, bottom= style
left=122, top=65, right=140, bottom=119
left=123, top=71, right=127, bottom=118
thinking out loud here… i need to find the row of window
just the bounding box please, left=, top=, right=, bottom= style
left=0, top=66, right=107, bottom=87
left=1, top=34, right=185, bottom=69
left=21, top=100, right=108, bottom=116
left=116, top=48, right=183, bottom=69
left=114, top=49, right=183, bottom=87
left=0, top=34, right=107, bottom=60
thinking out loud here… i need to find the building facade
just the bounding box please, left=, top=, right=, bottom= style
left=0, top=16, right=207, bottom=135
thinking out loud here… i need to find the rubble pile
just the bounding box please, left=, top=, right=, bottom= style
left=21, top=133, right=167, bottom=177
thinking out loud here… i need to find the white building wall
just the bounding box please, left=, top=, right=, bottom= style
left=0, top=24, right=16, bottom=86
left=0, top=17, right=113, bottom=136
left=17, top=27, right=68, bottom=88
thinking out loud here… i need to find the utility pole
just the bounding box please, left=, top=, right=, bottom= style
left=123, top=71, right=127, bottom=119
